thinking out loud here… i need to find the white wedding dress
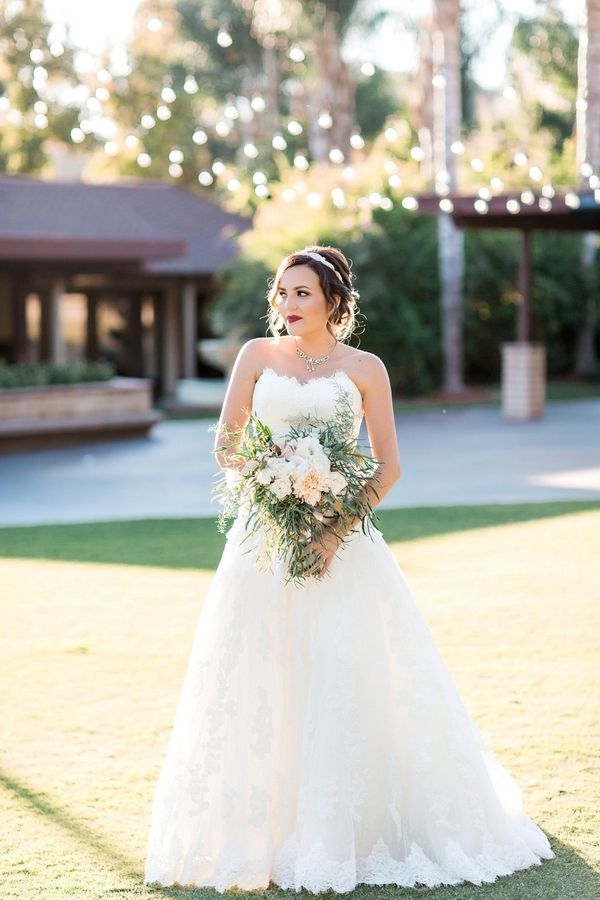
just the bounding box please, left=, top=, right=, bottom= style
left=144, top=367, right=555, bottom=892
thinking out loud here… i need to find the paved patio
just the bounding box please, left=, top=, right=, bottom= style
left=1, top=399, right=599, bottom=527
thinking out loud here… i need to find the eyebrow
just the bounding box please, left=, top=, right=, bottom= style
left=278, top=284, right=311, bottom=291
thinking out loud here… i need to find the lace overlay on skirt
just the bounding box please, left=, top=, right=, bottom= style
left=144, top=368, right=555, bottom=892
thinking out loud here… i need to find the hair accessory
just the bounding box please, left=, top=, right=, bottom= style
left=301, top=250, right=344, bottom=281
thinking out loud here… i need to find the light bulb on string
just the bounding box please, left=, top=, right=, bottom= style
left=198, top=171, right=214, bottom=186
left=141, top=114, right=155, bottom=129
left=217, top=31, right=233, bottom=48
left=272, top=134, right=287, bottom=150
left=350, top=133, right=364, bottom=149
left=184, top=76, right=199, bottom=94
left=565, top=192, right=580, bottom=209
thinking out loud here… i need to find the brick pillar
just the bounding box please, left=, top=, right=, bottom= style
left=501, top=342, right=546, bottom=421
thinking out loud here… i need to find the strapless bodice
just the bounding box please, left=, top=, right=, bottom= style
left=251, top=367, right=364, bottom=440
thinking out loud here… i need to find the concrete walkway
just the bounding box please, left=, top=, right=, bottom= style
left=1, top=399, right=599, bottom=527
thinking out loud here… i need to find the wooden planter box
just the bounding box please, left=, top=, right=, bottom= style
left=0, top=377, right=162, bottom=453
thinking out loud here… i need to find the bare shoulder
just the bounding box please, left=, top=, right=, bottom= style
left=233, top=336, right=271, bottom=374
left=343, top=348, right=390, bottom=394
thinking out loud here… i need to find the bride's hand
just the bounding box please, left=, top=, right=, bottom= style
left=301, top=521, right=342, bottom=580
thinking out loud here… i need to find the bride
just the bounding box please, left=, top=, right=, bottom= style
left=144, top=245, right=555, bottom=892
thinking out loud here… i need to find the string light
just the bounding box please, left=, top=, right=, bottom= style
left=14, top=10, right=596, bottom=228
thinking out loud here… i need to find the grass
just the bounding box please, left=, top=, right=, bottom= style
left=1, top=504, right=599, bottom=899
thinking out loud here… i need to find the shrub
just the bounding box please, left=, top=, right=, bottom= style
left=0, top=360, right=116, bottom=389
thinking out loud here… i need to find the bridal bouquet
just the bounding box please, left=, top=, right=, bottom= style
left=210, top=391, right=382, bottom=585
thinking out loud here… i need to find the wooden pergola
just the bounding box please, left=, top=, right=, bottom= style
left=417, top=189, right=600, bottom=342
left=0, top=175, right=252, bottom=401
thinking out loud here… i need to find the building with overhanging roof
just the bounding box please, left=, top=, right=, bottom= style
left=0, top=174, right=252, bottom=400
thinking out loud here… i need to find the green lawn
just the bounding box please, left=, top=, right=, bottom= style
left=1, top=504, right=599, bottom=899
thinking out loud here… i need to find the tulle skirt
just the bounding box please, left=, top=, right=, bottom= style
left=144, top=515, right=554, bottom=892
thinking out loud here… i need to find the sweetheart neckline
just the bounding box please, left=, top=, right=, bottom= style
left=256, top=367, right=363, bottom=406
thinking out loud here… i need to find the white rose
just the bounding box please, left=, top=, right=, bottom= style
left=255, top=465, right=275, bottom=485
left=293, top=435, right=331, bottom=473
left=269, top=476, right=292, bottom=499
left=325, top=471, right=348, bottom=495
left=266, top=456, right=293, bottom=478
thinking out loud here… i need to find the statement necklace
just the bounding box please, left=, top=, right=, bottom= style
left=295, top=336, right=338, bottom=372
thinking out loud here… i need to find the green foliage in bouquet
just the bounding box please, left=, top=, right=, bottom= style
left=209, top=391, right=382, bottom=586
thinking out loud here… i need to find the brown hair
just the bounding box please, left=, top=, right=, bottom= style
left=265, top=245, right=361, bottom=342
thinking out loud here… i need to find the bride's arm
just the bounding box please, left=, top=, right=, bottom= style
left=335, top=354, right=401, bottom=536
left=213, top=338, right=264, bottom=472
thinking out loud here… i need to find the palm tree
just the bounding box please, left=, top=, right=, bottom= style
left=575, top=0, right=600, bottom=374
left=431, top=0, right=465, bottom=393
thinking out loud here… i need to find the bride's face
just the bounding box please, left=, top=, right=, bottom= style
left=275, top=264, right=331, bottom=335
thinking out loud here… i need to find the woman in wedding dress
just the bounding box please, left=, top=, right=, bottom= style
left=144, top=245, right=555, bottom=892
